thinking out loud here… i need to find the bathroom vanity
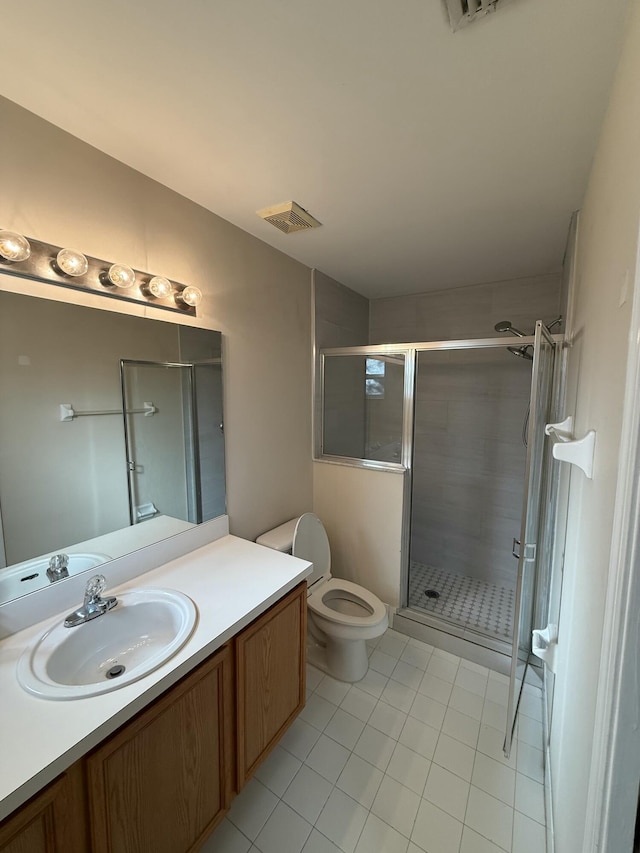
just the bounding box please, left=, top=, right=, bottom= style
left=0, top=535, right=310, bottom=853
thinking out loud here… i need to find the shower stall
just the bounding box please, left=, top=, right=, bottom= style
left=318, top=320, right=560, bottom=751
left=407, top=344, right=528, bottom=645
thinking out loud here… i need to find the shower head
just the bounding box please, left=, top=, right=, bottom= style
left=507, top=345, right=534, bottom=361
left=494, top=320, right=527, bottom=337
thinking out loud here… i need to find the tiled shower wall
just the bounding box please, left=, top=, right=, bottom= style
left=314, top=271, right=369, bottom=351
left=314, top=271, right=369, bottom=457
left=369, top=274, right=562, bottom=345
left=411, top=347, right=532, bottom=587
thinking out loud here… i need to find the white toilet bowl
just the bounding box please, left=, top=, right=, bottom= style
left=256, top=513, right=388, bottom=682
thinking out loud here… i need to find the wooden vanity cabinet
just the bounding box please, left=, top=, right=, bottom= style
left=86, top=643, right=233, bottom=853
left=0, top=764, right=88, bottom=853
left=0, top=581, right=306, bottom=853
left=236, top=582, right=306, bottom=788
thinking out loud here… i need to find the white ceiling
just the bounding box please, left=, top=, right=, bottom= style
left=0, top=0, right=630, bottom=298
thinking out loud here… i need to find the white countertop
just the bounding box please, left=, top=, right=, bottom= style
left=0, top=534, right=311, bottom=822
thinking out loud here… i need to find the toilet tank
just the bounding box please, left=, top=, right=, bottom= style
left=256, top=518, right=298, bottom=552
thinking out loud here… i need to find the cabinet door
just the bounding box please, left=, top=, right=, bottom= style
left=0, top=764, right=87, bottom=853
left=236, top=582, right=306, bottom=788
left=86, top=644, right=233, bottom=853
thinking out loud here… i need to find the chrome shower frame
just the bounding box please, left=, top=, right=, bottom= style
left=315, top=332, right=565, bottom=658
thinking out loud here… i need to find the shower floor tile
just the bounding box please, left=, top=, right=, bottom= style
left=408, top=562, right=515, bottom=641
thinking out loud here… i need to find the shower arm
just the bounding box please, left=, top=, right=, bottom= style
left=494, top=316, right=563, bottom=336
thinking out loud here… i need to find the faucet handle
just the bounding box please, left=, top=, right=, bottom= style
left=65, top=574, right=116, bottom=628
left=84, top=574, right=107, bottom=603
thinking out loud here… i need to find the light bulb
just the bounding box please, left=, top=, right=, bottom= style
left=107, top=263, right=136, bottom=289
left=0, top=230, right=31, bottom=262
left=178, top=286, right=202, bottom=307
left=148, top=276, right=172, bottom=299
left=56, top=248, right=88, bottom=277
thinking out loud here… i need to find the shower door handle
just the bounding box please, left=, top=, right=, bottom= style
left=512, top=538, right=521, bottom=559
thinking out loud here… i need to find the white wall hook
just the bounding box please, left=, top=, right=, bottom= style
left=532, top=623, right=558, bottom=673
left=552, top=430, right=596, bottom=478
left=545, top=415, right=596, bottom=479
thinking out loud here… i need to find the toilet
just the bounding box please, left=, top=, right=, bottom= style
left=256, top=513, right=388, bottom=682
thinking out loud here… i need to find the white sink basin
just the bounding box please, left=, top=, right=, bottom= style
left=17, top=589, right=197, bottom=700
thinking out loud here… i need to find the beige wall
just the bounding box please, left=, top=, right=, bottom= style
left=0, top=96, right=313, bottom=542
left=313, top=462, right=405, bottom=608
left=549, top=3, right=640, bottom=851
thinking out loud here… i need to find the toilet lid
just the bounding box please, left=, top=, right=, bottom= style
left=292, top=513, right=331, bottom=587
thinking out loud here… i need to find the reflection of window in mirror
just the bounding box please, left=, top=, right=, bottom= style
left=365, top=357, right=385, bottom=398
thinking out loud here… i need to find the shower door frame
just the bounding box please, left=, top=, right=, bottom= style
left=315, top=345, right=416, bottom=471
left=317, top=334, right=564, bottom=655
left=503, top=321, right=557, bottom=757
left=398, top=334, right=562, bottom=644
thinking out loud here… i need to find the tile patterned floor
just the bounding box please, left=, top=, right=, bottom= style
left=408, top=562, right=516, bottom=642
left=202, top=629, right=546, bottom=853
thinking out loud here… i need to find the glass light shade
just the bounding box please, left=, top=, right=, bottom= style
left=148, top=276, right=173, bottom=299
left=179, top=286, right=203, bottom=307
left=56, top=248, right=88, bottom=277
left=107, top=263, right=136, bottom=289
left=0, top=230, right=31, bottom=262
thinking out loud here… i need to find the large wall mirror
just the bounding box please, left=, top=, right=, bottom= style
left=0, top=283, right=225, bottom=604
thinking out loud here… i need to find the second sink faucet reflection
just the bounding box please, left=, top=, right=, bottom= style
left=64, top=574, right=118, bottom=628
left=46, top=554, right=69, bottom=582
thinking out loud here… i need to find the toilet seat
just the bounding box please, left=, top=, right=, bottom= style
left=308, top=578, right=387, bottom=627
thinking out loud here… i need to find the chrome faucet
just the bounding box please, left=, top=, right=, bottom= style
left=64, top=574, right=118, bottom=628
left=46, top=554, right=70, bottom=582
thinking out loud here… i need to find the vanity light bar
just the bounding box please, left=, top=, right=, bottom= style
left=0, top=230, right=202, bottom=315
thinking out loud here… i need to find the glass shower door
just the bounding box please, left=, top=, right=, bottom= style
left=504, top=321, right=556, bottom=757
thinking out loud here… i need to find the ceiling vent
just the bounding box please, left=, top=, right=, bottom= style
left=257, top=201, right=322, bottom=234
left=444, top=0, right=513, bottom=31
